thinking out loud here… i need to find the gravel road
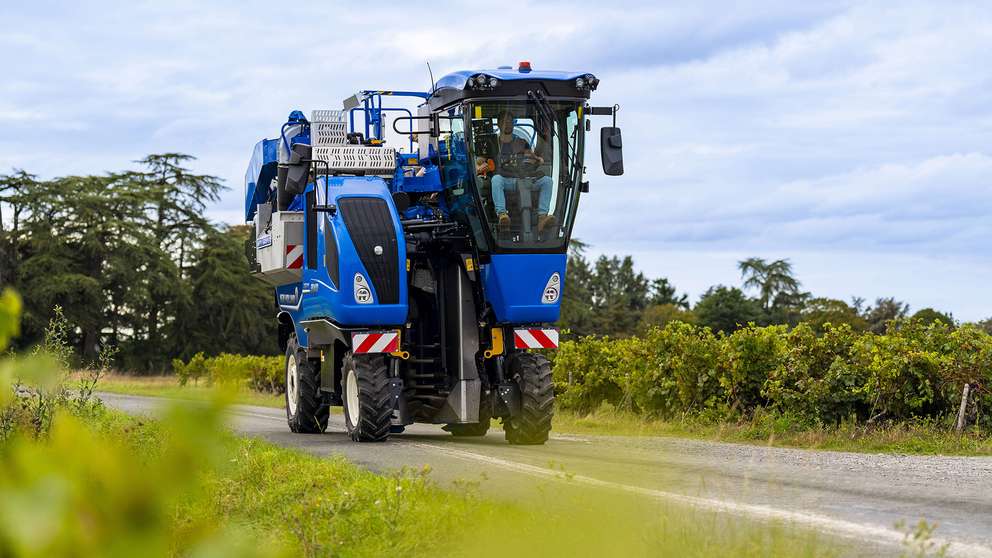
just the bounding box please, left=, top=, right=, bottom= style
left=98, top=392, right=992, bottom=557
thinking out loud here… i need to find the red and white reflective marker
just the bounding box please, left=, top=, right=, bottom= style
left=513, top=328, right=559, bottom=349
left=286, top=244, right=304, bottom=269
left=351, top=331, right=400, bottom=354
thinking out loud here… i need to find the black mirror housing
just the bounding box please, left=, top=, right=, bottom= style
left=600, top=127, right=624, bottom=176
left=285, top=143, right=313, bottom=194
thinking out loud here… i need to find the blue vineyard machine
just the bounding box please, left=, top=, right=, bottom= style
left=244, top=61, right=624, bottom=443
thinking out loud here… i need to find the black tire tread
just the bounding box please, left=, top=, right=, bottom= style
left=504, top=352, right=554, bottom=445
left=343, top=353, right=393, bottom=442
left=286, top=336, right=329, bottom=434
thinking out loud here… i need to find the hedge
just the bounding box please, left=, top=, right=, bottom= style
left=172, top=353, right=284, bottom=394
left=554, top=320, right=992, bottom=427
left=170, top=320, right=992, bottom=428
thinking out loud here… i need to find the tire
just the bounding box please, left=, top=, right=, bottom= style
left=503, top=352, right=554, bottom=445
left=443, top=396, right=492, bottom=437
left=285, top=335, right=328, bottom=433
left=341, top=352, right=393, bottom=442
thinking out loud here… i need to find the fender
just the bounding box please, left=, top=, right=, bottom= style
left=277, top=311, right=303, bottom=351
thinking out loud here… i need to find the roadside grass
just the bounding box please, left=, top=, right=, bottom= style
left=554, top=405, right=992, bottom=456
left=90, top=373, right=990, bottom=456
left=23, top=404, right=841, bottom=558
left=83, top=372, right=284, bottom=408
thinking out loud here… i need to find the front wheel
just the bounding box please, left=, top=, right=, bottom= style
left=285, top=335, right=328, bottom=433
left=503, top=352, right=554, bottom=445
left=341, top=352, right=393, bottom=442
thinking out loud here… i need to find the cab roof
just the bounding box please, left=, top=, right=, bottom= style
left=428, top=65, right=597, bottom=110
left=433, top=68, right=591, bottom=90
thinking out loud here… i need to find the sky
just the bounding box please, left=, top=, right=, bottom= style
left=2, top=0, right=990, bottom=320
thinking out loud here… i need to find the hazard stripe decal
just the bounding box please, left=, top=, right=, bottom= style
left=351, top=331, right=400, bottom=354
left=286, top=244, right=304, bottom=269
left=513, top=328, right=559, bottom=349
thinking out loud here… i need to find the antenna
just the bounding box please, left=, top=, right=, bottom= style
left=426, top=61, right=436, bottom=96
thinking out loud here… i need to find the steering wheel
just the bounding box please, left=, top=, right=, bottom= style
left=499, top=153, right=542, bottom=176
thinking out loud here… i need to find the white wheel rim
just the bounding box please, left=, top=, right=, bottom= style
left=346, top=368, right=360, bottom=426
left=286, top=354, right=299, bottom=416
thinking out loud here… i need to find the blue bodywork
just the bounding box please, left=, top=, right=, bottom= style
left=482, top=253, right=566, bottom=324
left=244, top=138, right=278, bottom=221
left=248, top=66, right=591, bottom=344
left=277, top=176, right=408, bottom=347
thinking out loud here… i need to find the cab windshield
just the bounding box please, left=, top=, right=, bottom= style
left=442, top=100, right=584, bottom=252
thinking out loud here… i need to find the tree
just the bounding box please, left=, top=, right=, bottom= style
left=4, top=154, right=232, bottom=369
left=911, top=308, right=954, bottom=327
left=863, top=297, right=909, bottom=334
left=0, top=170, right=36, bottom=288
left=12, top=173, right=162, bottom=360
left=132, top=154, right=223, bottom=369
left=558, top=241, right=686, bottom=338
left=649, top=278, right=689, bottom=309
left=174, top=225, right=278, bottom=358
left=693, top=286, right=763, bottom=334
left=801, top=297, right=868, bottom=333
left=738, top=257, right=801, bottom=311
left=639, top=303, right=696, bottom=332
left=559, top=241, right=596, bottom=337
left=978, top=319, right=992, bottom=335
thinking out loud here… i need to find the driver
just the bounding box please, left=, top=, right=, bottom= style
left=490, top=111, right=555, bottom=234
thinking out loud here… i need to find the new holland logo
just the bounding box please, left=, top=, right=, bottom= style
left=542, top=272, right=561, bottom=304
left=353, top=273, right=373, bottom=304
left=278, top=287, right=299, bottom=306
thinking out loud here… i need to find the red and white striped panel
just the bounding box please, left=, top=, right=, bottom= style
left=351, top=331, right=400, bottom=354
left=285, top=244, right=304, bottom=269
left=513, top=328, right=559, bottom=349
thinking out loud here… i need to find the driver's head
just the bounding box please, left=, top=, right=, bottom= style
left=497, top=111, right=514, bottom=134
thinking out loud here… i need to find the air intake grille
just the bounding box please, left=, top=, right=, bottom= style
left=338, top=197, right=399, bottom=304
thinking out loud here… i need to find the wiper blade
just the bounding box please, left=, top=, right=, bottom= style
left=528, top=90, right=581, bottom=186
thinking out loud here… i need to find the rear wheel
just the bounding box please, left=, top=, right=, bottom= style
left=341, top=352, right=392, bottom=442
left=285, top=335, right=328, bottom=433
left=503, top=352, right=554, bottom=445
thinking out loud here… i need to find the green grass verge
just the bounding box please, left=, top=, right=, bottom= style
left=554, top=406, right=992, bottom=456
left=20, top=404, right=841, bottom=557
left=91, top=373, right=284, bottom=408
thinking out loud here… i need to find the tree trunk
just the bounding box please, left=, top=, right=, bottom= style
left=82, top=327, right=99, bottom=363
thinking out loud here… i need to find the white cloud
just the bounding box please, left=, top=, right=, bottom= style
left=2, top=0, right=991, bottom=319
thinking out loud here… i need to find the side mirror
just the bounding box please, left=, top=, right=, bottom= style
left=285, top=143, right=312, bottom=194
left=600, top=127, right=624, bottom=176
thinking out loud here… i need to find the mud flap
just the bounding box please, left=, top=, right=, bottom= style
left=495, top=381, right=521, bottom=417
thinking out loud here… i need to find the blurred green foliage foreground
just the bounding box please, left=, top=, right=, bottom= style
left=0, top=288, right=849, bottom=558
left=0, top=291, right=491, bottom=557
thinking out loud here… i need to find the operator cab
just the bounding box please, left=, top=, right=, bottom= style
left=424, top=62, right=621, bottom=255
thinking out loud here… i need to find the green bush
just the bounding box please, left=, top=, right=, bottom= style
left=555, top=319, right=991, bottom=428
left=636, top=322, right=722, bottom=416
left=721, top=325, right=787, bottom=413
left=173, top=353, right=284, bottom=393
left=764, top=323, right=864, bottom=424
left=173, top=352, right=208, bottom=386
left=0, top=289, right=21, bottom=351
left=1, top=300, right=105, bottom=442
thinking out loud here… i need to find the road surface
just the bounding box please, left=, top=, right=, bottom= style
left=98, top=392, right=992, bottom=557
